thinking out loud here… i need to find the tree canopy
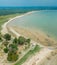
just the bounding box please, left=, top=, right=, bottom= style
left=4, top=33, right=11, bottom=41
left=18, top=36, right=26, bottom=45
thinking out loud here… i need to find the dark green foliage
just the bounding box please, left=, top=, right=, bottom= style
left=0, top=37, right=3, bottom=42
left=13, top=37, right=18, bottom=44
left=18, top=36, right=26, bottom=45
left=9, top=44, right=18, bottom=52
left=0, top=8, right=28, bottom=16
left=4, top=47, right=8, bottom=53
left=26, top=38, right=31, bottom=43
left=7, top=51, right=18, bottom=62
left=7, top=43, right=18, bottom=62
left=4, top=33, right=11, bottom=41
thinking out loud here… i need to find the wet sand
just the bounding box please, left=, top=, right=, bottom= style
left=7, top=26, right=57, bottom=46
left=3, top=11, right=57, bottom=46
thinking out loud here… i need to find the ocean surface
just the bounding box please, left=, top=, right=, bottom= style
left=0, top=7, right=57, bottom=16
left=8, top=10, right=57, bottom=39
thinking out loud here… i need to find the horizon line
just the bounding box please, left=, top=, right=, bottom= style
left=0, top=6, right=57, bottom=7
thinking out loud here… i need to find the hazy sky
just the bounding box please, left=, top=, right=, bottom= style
left=0, top=0, right=57, bottom=7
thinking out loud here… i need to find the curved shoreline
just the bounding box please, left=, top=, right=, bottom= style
left=5, top=10, right=57, bottom=46
left=1, top=11, right=57, bottom=65
left=1, top=11, right=37, bottom=34
left=1, top=10, right=56, bottom=45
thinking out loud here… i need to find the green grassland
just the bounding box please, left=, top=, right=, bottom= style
left=0, top=13, right=23, bottom=30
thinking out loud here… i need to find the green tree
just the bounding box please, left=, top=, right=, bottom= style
left=4, top=33, right=11, bottom=41
left=0, top=37, right=3, bottom=42
left=7, top=51, right=18, bottom=61
left=26, top=38, right=31, bottom=43
left=4, top=47, right=8, bottom=53
left=0, top=32, right=2, bottom=37
left=9, top=44, right=18, bottom=52
left=13, top=37, right=18, bottom=44
left=0, top=32, right=3, bottom=42
left=18, top=36, right=26, bottom=45
left=7, top=44, right=18, bottom=62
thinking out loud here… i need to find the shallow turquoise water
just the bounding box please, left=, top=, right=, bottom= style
left=9, top=11, right=57, bottom=39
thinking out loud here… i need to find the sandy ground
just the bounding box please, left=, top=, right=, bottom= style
left=1, top=11, right=57, bottom=65
left=8, top=26, right=57, bottom=46
left=22, top=48, right=53, bottom=65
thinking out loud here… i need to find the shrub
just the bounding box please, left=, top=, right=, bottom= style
left=0, top=37, right=3, bottom=42
left=18, top=36, right=26, bottom=45
left=4, top=33, right=11, bottom=41
left=26, top=38, right=31, bottom=43
left=7, top=51, right=18, bottom=62
left=13, top=37, right=18, bottom=44
left=4, top=47, right=8, bottom=53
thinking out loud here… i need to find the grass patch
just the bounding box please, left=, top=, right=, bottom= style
left=0, top=13, right=23, bottom=30
left=15, top=45, right=41, bottom=65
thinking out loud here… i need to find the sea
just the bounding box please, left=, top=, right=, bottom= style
left=1, top=6, right=57, bottom=39
left=9, top=10, right=57, bottom=39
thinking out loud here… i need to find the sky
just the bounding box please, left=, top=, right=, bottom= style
left=0, top=0, right=57, bottom=7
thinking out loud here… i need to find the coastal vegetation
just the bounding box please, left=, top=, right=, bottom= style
left=4, top=33, right=11, bottom=41
left=0, top=12, right=30, bottom=64
left=15, top=45, right=40, bottom=65
left=0, top=8, right=57, bottom=65
left=0, top=13, right=23, bottom=30
left=0, top=32, right=32, bottom=62
left=0, top=7, right=29, bottom=16
left=0, top=31, right=41, bottom=65
left=0, top=10, right=41, bottom=65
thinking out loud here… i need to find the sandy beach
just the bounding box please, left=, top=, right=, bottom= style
left=22, top=48, right=57, bottom=65
left=1, top=11, right=36, bottom=34
left=3, top=11, right=56, bottom=46
left=7, top=26, right=57, bottom=46
left=1, top=11, right=57, bottom=65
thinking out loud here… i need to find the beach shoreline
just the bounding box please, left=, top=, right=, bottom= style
left=1, top=11, right=37, bottom=34
left=1, top=10, right=57, bottom=46
left=1, top=11, right=57, bottom=65
left=7, top=25, right=57, bottom=46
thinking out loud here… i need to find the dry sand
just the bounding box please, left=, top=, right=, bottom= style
left=22, top=48, right=53, bottom=65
